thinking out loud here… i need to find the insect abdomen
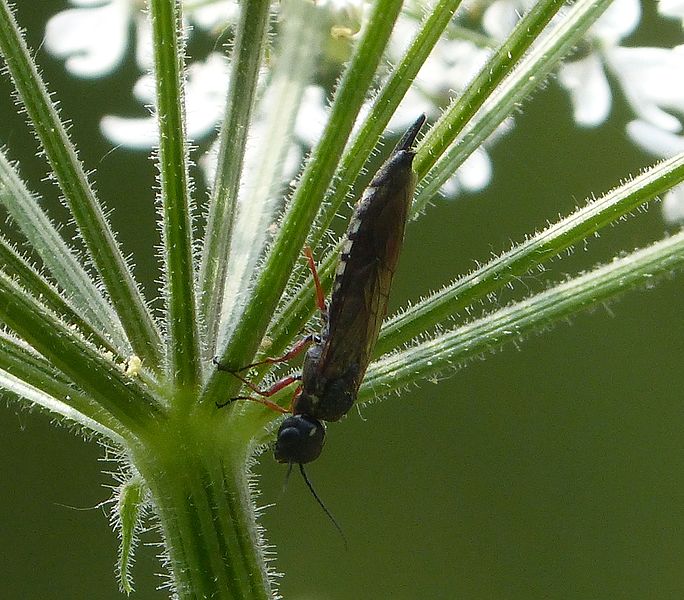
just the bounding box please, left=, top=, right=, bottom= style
left=320, top=116, right=425, bottom=388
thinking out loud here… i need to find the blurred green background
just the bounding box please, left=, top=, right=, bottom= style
left=1, top=2, right=683, bottom=599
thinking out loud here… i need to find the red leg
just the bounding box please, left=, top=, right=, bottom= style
left=213, top=332, right=314, bottom=374
left=216, top=373, right=302, bottom=412
left=234, top=371, right=301, bottom=398
left=218, top=394, right=291, bottom=413
left=234, top=334, right=315, bottom=372
left=289, top=385, right=303, bottom=413
left=304, top=246, right=327, bottom=314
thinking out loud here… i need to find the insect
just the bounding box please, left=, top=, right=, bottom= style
left=216, top=114, right=425, bottom=522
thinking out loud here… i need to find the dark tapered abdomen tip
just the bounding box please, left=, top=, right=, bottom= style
left=395, top=114, right=426, bottom=153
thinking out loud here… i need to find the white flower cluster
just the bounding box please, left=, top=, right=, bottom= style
left=557, top=0, right=684, bottom=225
left=43, top=0, right=684, bottom=222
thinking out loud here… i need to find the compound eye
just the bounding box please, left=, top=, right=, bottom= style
left=274, top=415, right=325, bottom=465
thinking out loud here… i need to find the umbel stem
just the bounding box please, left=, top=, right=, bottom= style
left=132, top=422, right=272, bottom=600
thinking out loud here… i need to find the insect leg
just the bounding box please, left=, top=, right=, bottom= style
left=303, top=246, right=327, bottom=315
left=216, top=373, right=302, bottom=412
left=235, top=371, right=301, bottom=397
left=288, top=385, right=303, bottom=413
left=216, top=395, right=291, bottom=413
left=213, top=334, right=316, bottom=374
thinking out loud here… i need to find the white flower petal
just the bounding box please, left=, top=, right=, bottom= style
left=625, top=119, right=684, bottom=158
left=387, top=14, right=420, bottom=57
left=44, top=0, right=131, bottom=78
left=414, top=39, right=491, bottom=101
left=134, top=13, right=154, bottom=70
left=185, top=54, right=230, bottom=140
left=439, top=175, right=461, bottom=199
left=662, top=186, right=684, bottom=225
left=440, top=148, right=493, bottom=198
left=283, top=144, right=304, bottom=185
left=199, top=138, right=220, bottom=185
left=295, top=86, right=329, bottom=146
left=191, top=1, right=240, bottom=31
left=607, top=46, right=684, bottom=133
left=558, top=54, right=612, bottom=127
left=625, top=122, right=684, bottom=226
left=100, top=114, right=159, bottom=149
left=658, top=0, right=684, bottom=21
left=481, top=0, right=542, bottom=40
left=70, top=0, right=113, bottom=6
left=592, top=0, right=641, bottom=44
left=392, top=87, right=438, bottom=129
left=133, top=73, right=155, bottom=103
left=101, top=54, right=229, bottom=148
left=457, top=148, right=492, bottom=192
left=441, top=40, right=490, bottom=88
left=482, top=0, right=523, bottom=41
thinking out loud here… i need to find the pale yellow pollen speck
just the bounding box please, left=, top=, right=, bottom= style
left=124, top=355, right=143, bottom=377
left=330, top=26, right=354, bottom=40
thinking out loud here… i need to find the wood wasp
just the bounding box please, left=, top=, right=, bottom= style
left=216, top=114, right=425, bottom=531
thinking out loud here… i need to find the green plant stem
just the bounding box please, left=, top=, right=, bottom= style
left=133, top=422, right=271, bottom=600
left=414, top=0, right=614, bottom=210
left=0, top=0, right=162, bottom=368
left=414, top=0, right=567, bottom=178
left=363, top=229, right=684, bottom=399
left=0, top=330, right=128, bottom=441
left=0, top=236, right=118, bottom=355
left=0, top=151, right=129, bottom=353
left=214, top=0, right=326, bottom=353
left=0, top=269, right=163, bottom=433
left=0, top=372, right=125, bottom=443
left=199, top=0, right=271, bottom=351
left=148, top=0, right=200, bottom=390
left=376, top=153, right=684, bottom=354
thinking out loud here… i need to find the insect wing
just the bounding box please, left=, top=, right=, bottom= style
left=320, top=122, right=421, bottom=386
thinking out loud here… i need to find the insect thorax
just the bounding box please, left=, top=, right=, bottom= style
left=294, top=343, right=358, bottom=422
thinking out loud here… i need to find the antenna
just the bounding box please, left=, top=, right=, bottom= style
left=298, top=463, right=348, bottom=549
left=282, top=462, right=294, bottom=496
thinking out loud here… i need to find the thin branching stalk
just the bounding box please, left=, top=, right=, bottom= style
left=363, top=229, right=684, bottom=398
left=304, top=0, right=465, bottom=255
left=148, top=0, right=199, bottom=389
left=377, top=153, right=684, bottom=353
left=214, top=0, right=328, bottom=350
left=0, top=236, right=118, bottom=355
left=0, top=149, right=129, bottom=353
left=414, top=0, right=615, bottom=211
left=0, top=369, right=125, bottom=443
left=415, top=0, right=568, bottom=176
left=0, top=330, right=129, bottom=439
left=199, top=0, right=271, bottom=350
left=0, top=0, right=162, bottom=367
